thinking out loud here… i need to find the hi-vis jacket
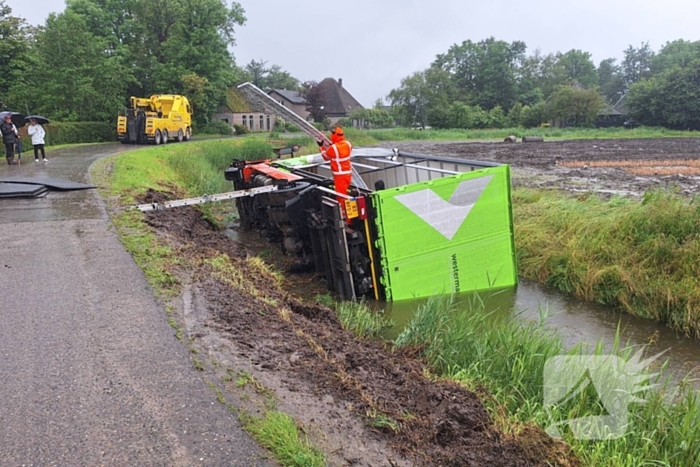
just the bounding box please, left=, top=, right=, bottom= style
left=322, top=139, right=353, bottom=176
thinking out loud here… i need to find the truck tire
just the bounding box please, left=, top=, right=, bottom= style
left=162, top=130, right=168, bottom=144
left=154, top=130, right=162, bottom=145
left=185, top=128, right=191, bottom=141
left=177, top=129, right=184, bottom=143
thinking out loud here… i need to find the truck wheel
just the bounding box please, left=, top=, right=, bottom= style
left=177, top=129, right=184, bottom=143
left=162, top=130, right=168, bottom=144
left=154, top=130, right=162, bottom=145
left=185, top=128, right=191, bottom=141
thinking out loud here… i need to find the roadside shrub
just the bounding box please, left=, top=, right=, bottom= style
left=40, top=122, right=115, bottom=145
left=233, top=124, right=250, bottom=135
left=198, top=120, right=234, bottom=135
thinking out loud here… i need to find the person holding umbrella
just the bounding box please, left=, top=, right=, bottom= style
left=1, top=113, right=19, bottom=165
left=27, top=117, right=48, bottom=162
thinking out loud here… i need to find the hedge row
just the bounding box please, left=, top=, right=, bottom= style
left=18, top=122, right=116, bottom=145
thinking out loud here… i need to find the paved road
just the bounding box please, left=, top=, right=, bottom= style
left=0, top=145, right=271, bottom=466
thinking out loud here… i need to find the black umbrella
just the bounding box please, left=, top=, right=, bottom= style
left=25, top=115, right=50, bottom=125
left=0, top=111, right=26, bottom=128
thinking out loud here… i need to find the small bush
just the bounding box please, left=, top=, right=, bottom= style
left=233, top=124, right=250, bottom=135
left=198, top=120, right=234, bottom=135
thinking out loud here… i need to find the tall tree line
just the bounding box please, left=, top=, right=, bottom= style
left=0, top=0, right=246, bottom=125
left=389, top=37, right=700, bottom=130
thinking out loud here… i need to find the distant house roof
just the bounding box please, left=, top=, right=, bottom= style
left=317, top=78, right=363, bottom=116
left=270, top=89, right=305, bottom=105
left=598, top=102, right=623, bottom=116
left=224, top=87, right=252, bottom=113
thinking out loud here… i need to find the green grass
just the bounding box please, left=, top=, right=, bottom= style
left=241, top=410, right=325, bottom=467
left=335, top=300, right=394, bottom=339
left=513, top=188, right=700, bottom=338
left=394, top=294, right=700, bottom=467
left=94, top=138, right=275, bottom=203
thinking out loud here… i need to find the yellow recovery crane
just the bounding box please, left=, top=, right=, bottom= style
left=117, top=94, right=193, bottom=144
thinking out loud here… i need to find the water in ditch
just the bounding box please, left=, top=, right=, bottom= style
left=378, top=277, right=700, bottom=389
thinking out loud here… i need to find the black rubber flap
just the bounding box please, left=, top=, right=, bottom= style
left=0, top=183, right=49, bottom=198
left=0, top=177, right=95, bottom=190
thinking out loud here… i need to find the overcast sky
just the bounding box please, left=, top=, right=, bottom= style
left=9, top=0, right=700, bottom=106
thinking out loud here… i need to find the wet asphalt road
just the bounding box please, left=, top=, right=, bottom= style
left=0, top=145, right=271, bottom=466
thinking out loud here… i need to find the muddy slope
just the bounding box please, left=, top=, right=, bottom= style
left=141, top=190, right=576, bottom=467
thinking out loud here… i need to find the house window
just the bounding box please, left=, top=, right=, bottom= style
left=221, top=118, right=229, bottom=124
left=266, top=115, right=271, bottom=131
left=249, top=115, right=254, bottom=130
left=260, top=115, right=264, bottom=131
left=242, top=115, right=247, bottom=127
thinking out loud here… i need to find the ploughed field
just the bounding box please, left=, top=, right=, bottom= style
left=378, top=138, right=700, bottom=197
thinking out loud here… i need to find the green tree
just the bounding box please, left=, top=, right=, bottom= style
left=244, top=59, right=267, bottom=87
left=628, top=59, right=700, bottom=129
left=301, top=80, right=327, bottom=123
left=0, top=0, right=32, bottom=108
left=432, top=37, right=525, bottom=110
left=519, top=102, right=548, bottom=128
left=598, top=58, right=625, bottom=103
left=547, top=86, right=605, bottom=126
left=25, top=11, right=134, bottom=121
left=388, top=71, right=430, bottom=128
left=558, top=49, right=598, bottom=88
left=64, top=0, right=246, bottom=124
left=263, top=64, right=299, bottom=90
left=651, top=39, right=700, bottom=75
left=516, top=49, right=546, bottom=105
left=347, top=107, right=393, bottom=128
left=622, top=42, right=654, bottom=89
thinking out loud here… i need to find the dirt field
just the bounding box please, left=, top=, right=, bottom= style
left=378, top=138, right=700, bottom=197
left=140, top=189, right=577, bottom=467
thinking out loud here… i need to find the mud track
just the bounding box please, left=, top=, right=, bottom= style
left=140, top=190, right=576, bottom=466
left=379, top=138, right=700, bottom=197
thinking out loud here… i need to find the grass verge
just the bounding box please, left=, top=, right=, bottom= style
left=240, top=410, right=325, bottom=467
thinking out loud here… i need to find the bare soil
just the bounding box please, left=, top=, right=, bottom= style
left=378, top=138, right=700, bottom=197
left=139, top=190, right=577, bottom=466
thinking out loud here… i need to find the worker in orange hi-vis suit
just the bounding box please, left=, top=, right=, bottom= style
left=318, top=126, right=353, bottom=220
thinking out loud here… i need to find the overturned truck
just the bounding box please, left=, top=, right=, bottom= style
left=224, top=148, right=517, bottom=302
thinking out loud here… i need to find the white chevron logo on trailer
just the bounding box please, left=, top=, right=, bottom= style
left=394, top=175, right=493, bottom=240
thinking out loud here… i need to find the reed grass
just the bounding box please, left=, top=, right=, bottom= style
left=513, top=188, right=700, bottom=338
left=395, top=294, right=700, bottom=466
left=335, top=300, right=393, bottom=339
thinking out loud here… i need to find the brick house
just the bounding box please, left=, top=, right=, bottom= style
left=211, top=88, right=277, bottom=132
left=211, top=79, right=364, bottom=131
left=267, top=89, right=310, bottom=121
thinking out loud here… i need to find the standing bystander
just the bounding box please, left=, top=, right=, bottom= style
left=1, top=114, right=19, bottom=165
left=27, top=118, right=48, bottom=162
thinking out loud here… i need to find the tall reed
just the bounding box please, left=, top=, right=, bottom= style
left=514, top=189, right=700, bottom=338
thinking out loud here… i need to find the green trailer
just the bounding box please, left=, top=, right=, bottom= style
left=224, top=147, right=517, bottom=302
